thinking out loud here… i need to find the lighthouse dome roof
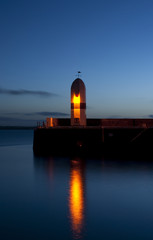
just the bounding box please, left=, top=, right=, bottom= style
left=71, top=78, right=85, bottom=95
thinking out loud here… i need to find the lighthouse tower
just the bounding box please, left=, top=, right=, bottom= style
left=71, top=78, right=86, bottom=126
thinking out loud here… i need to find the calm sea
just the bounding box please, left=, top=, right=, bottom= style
left=0, top=130, right=153, bottom=240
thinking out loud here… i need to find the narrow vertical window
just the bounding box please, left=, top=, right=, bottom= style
left=73, top=94, right=80, bottom=119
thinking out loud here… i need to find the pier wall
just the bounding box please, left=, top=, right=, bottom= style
left=33, top=125, right=153, bottom=156
left=34, top=118, right=153, bottom=156
left=45, top=118, right=153, bottom=128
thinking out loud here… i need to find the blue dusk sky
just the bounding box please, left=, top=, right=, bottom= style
left=0, top=0, right=153, bottom=125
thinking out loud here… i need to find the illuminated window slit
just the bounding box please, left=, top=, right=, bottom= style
left=73, top=94, right=80, bottom=119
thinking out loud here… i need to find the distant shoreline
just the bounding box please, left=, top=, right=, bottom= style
left=0, top=126, right=35, bottom=130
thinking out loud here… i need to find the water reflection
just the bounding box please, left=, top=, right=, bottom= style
left=34, top=156, right=54, bottom=179
left=69, top=158, right=85, bottom=239
left=33, top=155, right=86, bottom=239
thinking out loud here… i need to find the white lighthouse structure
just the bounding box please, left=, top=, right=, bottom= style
left=71, top=77, right=86, bottom=126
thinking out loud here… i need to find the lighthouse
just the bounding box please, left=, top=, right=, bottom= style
left=71, top=78, right=86, bottom=126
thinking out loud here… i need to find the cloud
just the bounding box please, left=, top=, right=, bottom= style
left=107, top=115, right=125, bottom=118
left=140, top=114, right=153, bottom=118
left=0, top=111, right=70, bottom=126
left=25, top=111, right=70, bottom=117
left=0, top=88, right=57, bottom=97
left=36, top=111, right=69, bottom=117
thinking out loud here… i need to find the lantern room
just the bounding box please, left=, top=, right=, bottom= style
left=71, top=78, right=86, bottom=126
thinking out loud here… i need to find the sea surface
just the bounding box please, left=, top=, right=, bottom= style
left=0, top=130, right=153, bottom=240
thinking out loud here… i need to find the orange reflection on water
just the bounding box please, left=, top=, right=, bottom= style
left=69, top=160, right=84, bottom=238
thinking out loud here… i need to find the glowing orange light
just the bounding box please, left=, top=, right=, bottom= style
left=73, top=94, right=80, bottom=119
left=69, top=161, right=84, bottom=237
left=51, top=117, right=53, bottom=127
left=73, top=94, right=80, bottom=104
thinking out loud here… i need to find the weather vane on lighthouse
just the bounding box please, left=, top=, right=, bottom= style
left=76, top=71, right=81, bottom=78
